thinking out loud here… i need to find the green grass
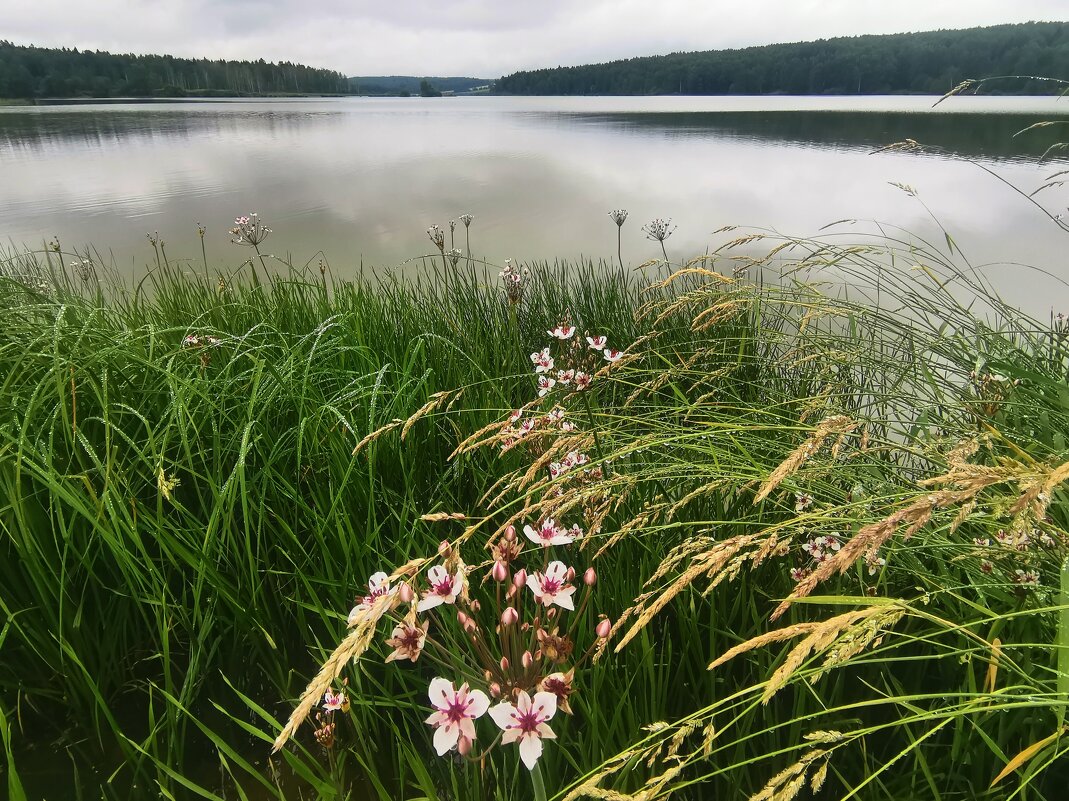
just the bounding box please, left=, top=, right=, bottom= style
left=0, top=228, right=1067, bottom=800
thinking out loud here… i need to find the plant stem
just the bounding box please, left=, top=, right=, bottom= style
left=531, top=761, right=548, bottom=801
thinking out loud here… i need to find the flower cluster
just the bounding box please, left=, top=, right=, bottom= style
left=526, top=325, right=623, bottom=398
left=608, top=209, right=628, bottom=227
left=641, top=218, right=676, bottom=243
left=229, top=213, right=272, bottom=246
left=500, top=259, right=529, bottom=306
left=971, top=524, right=1063, bottom=592
left=326, top=526, right=606, bottom=771
left=427, top=224, right=445, bottom=253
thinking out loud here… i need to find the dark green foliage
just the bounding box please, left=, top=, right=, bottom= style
left=495, top=22, right=1069, bottom=96
left=0, top=41, right=348, bottom=99
left=349, top=76, right=490, bottom=95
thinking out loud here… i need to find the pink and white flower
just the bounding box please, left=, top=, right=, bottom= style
left=417, top=565, right=465, bottom=612
left=425, top=678, right=490, bottom=756
left=603, top=348, right=623, bottom=363
left=557, top=369, right=574, bottom=385
left=523, top=519, right=575, bottom=547
left=573, top=371, right=592, bottom=391
left=488, top=690, right=558, bottom=769
left=385, top=620, right=429, bottom=663
left=548, top=325, right=575, bottom=340
left=348, top=571, right=396, bottom=626
left=537, top=376, right=557, bottom=397
left=586, top=335, right=607, bottom=350
left=322, top=689, right=347, bottom=712
left=527, top=561, right=576, bottom=610
left=530, top=347, right=554, bottom=373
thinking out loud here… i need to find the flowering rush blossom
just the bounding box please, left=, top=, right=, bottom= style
left=385, top=619, right=429, bottom=663
left=530, top=347, right=555, bottom=373
left=489, top=690, right=558, bottom=769
left=322, top=689, right=347, bottom=712
left=524, top=519, right=576, bottom=547
left=348, top=571, right=396, bottom=626
left=548, top=325, right=576, bottom=340
left=537, top=376, right=557, bottom=397
left=527, top=561, right=576, bottom=610
left=603, top=348, right=624, bottom=363
left=573, top=371, right=592, bottom=391
left=417, top=565, right=465, bottom=612
left=586, top=335, right=607, bottom=350
left=426, top=678, right=490, bottom=756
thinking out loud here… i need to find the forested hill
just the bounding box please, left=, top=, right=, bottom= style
left=495, top=22, right=1069, bottom=96
left=0, top=41, right=348, bottom=99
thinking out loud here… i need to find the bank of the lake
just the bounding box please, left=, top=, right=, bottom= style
left=1, top=230, right=1067, bottom=799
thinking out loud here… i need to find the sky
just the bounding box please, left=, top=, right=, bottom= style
left=1, top=0, right=1065, bottom=78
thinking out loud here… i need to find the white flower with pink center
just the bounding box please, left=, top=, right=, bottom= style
left=530, top=347, right=554, bottom=373
left=573, top=371, right=592, bottom=391
left=425, top=678, right=490, bottom=756
left=527, top=561, right=576, bottom=610
left=549, top=462, right=565, bottom=479
left=548, top=325, right=576, bottom=340
left=586, top=335, right=607, bottom=350
left=557, top=369, right=574, bottom=385
left=348, top=571, right=396, bottom=626
left=537, top=376, right=556, bottom=397
left=603, top=348, right=623, bottom=363
left=322, top=689, right=346, bottom=712
left=489, top=690, right=558, bottom=769
left=523, top=519, right=575, bottom=547
left=417, top=565, right=465, bottom=612
left=509, top=409, right=523, bottom=424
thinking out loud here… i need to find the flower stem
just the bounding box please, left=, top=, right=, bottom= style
left=531, top=761, right=548, bottom=801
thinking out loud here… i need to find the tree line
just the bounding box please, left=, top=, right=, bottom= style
left=495, top=22, right=1069, bottom=96
left=0, top=41, right=349, bottom=99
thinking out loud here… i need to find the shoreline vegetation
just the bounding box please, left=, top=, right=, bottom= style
left=1, top=202, right=1068, bottom=798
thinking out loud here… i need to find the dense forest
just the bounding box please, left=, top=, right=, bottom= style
left=0, top=41, right=349, bottom=98
left=348, top=76, right=489, bottom=95
left=496, top=22, right=1069, bottom=96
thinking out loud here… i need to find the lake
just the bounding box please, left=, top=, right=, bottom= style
left=1, top=95, right=1067, bottom=311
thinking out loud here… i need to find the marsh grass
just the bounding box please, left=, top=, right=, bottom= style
left=1, top=221, right=1068, bottom=799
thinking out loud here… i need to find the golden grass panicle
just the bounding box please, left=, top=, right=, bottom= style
left=754, top=415, right=857, bottom=504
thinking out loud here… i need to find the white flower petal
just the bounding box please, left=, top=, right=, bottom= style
left=433, top=722, right=460, bottom=756
left=532, top=692, right=558, bottom=721
left=428, top=677, right=454, bottom=708
left=489, top=702, right=518, bottom=731
left=519, top=733, right=544, bottom=769
left=554, top=587, right=576, bottom=611
left=417, top=594, right=444, bottom=613
left=466, top=690, right=490, bottom=718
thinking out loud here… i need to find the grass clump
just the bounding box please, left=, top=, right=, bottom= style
left=0, top=216, right=1067, bottom=800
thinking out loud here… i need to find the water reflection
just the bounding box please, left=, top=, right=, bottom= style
left=0, top=96, right=1065, bottom=313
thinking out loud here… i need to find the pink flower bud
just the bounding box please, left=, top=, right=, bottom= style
left=504, top=524, right=516, bottom=541
left=457, top=611, right=469, bottom=627
left=546, top=608, right=557, bottom=620
left=489, top=682, right=501, bottom=698
left=584, top=567, right=597, bottom=586
left=565, top=566, right=576, bottom=582
left=522, top=650, right=534, bottom=668
left=464, top=618, right=477, bottom=634
left=438, top=539, right=451, bottom=557
left=492, top=561, right=509, bottom=583
left=458, top=736, right=472, bottom=757
left=596, top=618, right=612, bottom=639
left=398, top=582, right=415, bottom=603
left=501, top=607, right=518, bottom=626
left=513, top=569, right=527, bottom=589
left=500, top=656, right=510, bottom=671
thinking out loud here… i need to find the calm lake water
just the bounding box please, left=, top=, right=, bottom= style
left=1, top=95, right=1067, bottom=309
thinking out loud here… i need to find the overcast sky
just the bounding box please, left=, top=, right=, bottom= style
left=2, top=1, right=1065, bottom=77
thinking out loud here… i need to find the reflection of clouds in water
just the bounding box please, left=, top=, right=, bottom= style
left=0, top=97, right=1064, bottom=312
